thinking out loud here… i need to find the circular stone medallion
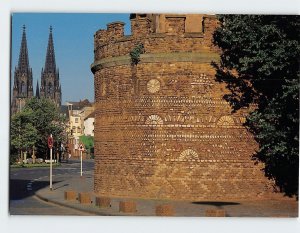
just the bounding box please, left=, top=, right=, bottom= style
left=147, top=79, right=161, bottom=93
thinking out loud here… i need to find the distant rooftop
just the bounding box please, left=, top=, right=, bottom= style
left=65, top=99, right=93, bottom=110
left=60, top=105, right=69, bottom=118
left=84, top=111, right=95, bottom=120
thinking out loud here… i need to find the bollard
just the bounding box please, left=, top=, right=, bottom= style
left=78, top=192, right=92, bottom=204
left=119, top=201, right=137, bottom=213
left=95, top=197, right=111, bottom=208
left=205, top=209, right=226, bottom=217
left=64, top=190, right=77, bottom=201
left=155, top=204, right=175, bottom=216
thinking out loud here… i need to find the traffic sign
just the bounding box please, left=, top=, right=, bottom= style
left=79, top=144, right=84, bottom=151
left=48, top=135, right=53, bottom=149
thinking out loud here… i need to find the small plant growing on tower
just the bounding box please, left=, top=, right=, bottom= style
left=130, top=43, right=144, bottom=65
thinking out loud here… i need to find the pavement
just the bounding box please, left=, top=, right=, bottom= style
left=33, top=162, right=299, bottom=217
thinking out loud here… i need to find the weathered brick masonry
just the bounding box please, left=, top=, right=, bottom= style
left=91, top=14, right=276, bottom=201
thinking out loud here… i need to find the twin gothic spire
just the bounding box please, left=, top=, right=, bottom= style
left=40, top=25, right=61, bottom=106
left=17, top=25, right=31, bottom=75
left=11, top=25, right=61, bottom=114
left=44, top=26, right=56, bottom=74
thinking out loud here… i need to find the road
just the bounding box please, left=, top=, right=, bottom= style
left=9, top=159, right=94, bottom=215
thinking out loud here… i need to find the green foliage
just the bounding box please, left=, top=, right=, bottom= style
left=130, top=43, right=144, bottom=65
left=11, top=109, right=37, bottom=149
left=79, top=135, right=94, bottom=156
left=213, top=15, right=299, bottom=197
left=10, top=97, right=66, bottom=160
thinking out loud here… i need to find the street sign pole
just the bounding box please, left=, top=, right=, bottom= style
left=80, top=150, right=83, bottom=177
left=48, top=134, right=53, bottom=191
left=50, top=147, right=53, bottom=190
left=79, top=144, right=84, bottom=177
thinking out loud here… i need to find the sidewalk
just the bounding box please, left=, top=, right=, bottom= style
left=35, top=171, right=298, bottom=217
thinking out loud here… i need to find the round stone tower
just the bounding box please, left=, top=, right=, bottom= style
left=91, top=14, right=276, bottom=201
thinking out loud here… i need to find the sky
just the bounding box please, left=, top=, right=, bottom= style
left=11, top=13, right=131, bottom=104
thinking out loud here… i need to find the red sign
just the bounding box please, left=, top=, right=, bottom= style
left=79, top=144, right=84, bottom=151
left=48, top=136, right=53, bottom=149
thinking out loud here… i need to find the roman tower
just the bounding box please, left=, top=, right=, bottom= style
left=40, top=26, right=61, bottom=107
left=92, top=14, right=279, bottom=201
left=11, top=25, right=34, bottom=114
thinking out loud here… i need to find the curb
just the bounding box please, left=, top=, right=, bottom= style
left=34, top=192, right=113, bottom=216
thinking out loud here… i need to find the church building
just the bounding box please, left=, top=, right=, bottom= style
left=11, top=25, right=61, bottom=114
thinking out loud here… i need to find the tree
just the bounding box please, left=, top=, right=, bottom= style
left=213, top=15, right=299, bottom=197
left=79, top=135, right=94, bottom=158
left=11, top=97, right=66, bottom=161
left=10, top=109, right=38, bottom=163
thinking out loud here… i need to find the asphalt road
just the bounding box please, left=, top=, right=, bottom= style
left=9, top=159, right=94, bottom=215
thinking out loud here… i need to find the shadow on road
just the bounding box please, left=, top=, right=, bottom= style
left=10, top=179, right=61, bottom=200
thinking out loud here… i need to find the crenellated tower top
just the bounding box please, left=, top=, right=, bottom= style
left=93, top=14, right=218, bottom=66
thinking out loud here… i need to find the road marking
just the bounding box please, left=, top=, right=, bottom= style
left=27, top=182, right=32, bottom=191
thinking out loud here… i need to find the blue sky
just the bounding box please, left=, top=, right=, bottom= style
left=11, top=13, right=131, bottom=104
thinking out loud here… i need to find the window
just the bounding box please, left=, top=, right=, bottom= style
left=48, top=82, right=53, bottom=94
left=20, top=81, right=26, bottom=94
left=75, top=118, right=79, bottom=123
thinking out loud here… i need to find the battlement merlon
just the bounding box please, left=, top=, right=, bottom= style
left=131, top=16, right=152, bottom=36
left=107, top=21, right=125, bottom=39
left=94, top=21, right=125, bottom=46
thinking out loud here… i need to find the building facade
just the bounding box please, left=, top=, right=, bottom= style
left=91, top=14, right=279, bottom=201
left=66, top=99, right=94, bottom=157
left=84, top=112, right=95, bottom=136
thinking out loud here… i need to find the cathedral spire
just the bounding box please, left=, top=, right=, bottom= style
left=40, top=25, right=61, bottom=107
left=11, top=25, right=33, bottom=114
left=36, top=80, right=40, bottom=99
left=17, top=25, right=30, bottom=74
left=44, top=25, right=56, bottom=73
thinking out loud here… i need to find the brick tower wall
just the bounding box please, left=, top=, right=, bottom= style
left=91, top=14, right=276, bottom=201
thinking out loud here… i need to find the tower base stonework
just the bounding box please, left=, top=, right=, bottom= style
left=92, top=14, right=279, bottom=201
